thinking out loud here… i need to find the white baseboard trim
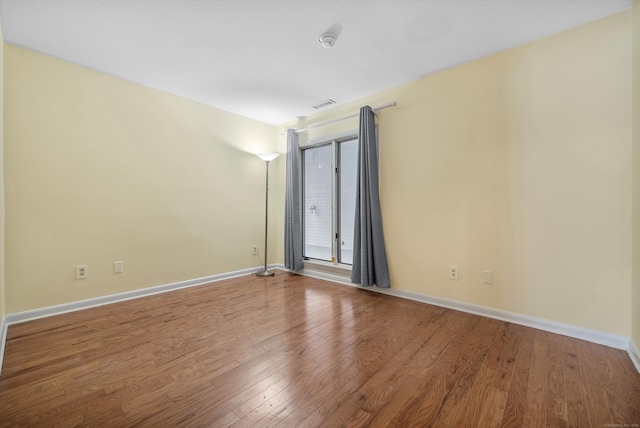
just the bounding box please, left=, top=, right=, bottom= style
left=389, top=288, right=630, bottom=350
left=4, top=265, right=270, bottom=327
left=629, top=341, right=640, bottom=373
left=293, top=266, right=630, bottom=351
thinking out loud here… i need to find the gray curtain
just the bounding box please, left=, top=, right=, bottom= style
left=284, top=129, right=304, bottom=271
left=351, top=106, right=391, bottom=288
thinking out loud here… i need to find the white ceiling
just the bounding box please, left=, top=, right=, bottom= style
left=0, top=0, right=632, bottom=125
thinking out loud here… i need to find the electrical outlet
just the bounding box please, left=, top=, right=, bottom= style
left=481, top=270, right=493, bottom=284
left=76, top=265, right=88, bottom=279
left=252, top=244, right=258, bottom=255
left=114, top=261, right=124, bottom=274
left=449, top=266, right=459, bottom=280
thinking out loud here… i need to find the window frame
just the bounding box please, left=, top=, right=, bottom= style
left=300, top=130, right=358, bottom=266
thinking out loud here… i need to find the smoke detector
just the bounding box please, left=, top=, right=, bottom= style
left=319, top=32, right=337, bottom=48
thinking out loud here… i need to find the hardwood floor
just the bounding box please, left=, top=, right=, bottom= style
left=1, top=271, right=638, bottom=427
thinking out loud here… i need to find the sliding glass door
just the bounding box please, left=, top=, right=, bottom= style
left=338, top=139, right=357, bottom=264
left=303, top=145, right=332, bottom=261
left=302, top=136, right=358, bottom=265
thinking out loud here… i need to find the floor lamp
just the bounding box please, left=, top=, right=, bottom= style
left=255, top=152, right=279, bottom=277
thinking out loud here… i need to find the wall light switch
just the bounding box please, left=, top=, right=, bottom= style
left=114, top=261, right=124, bottom=274
left=481, top=270, right=493, bottom=284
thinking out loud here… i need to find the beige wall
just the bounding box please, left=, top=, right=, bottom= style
left=4, top=45, right=279, bottom=313
left=632, top=0, right=640, bottom=350
left=284, top=11, right=632, bottom=337
left=0, top=22, right=4, bottom=323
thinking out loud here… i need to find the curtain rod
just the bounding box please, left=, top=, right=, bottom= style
left=284, top=101, right=397, bottom=135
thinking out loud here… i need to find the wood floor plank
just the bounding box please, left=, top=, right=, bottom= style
left=1, top=271, right=638, bottom=427
left=386, top=313, right=491, bottom=427
left=575, top=338, right=616, bottom=426
left=456, top=364, right=505, bottom=428
left=544, top=333, right=568, bottom=427
left=231, top=354, right=341, bottom=426
left=357, top=319, right=443, bottom=414
left=603, top=346, right=640, bottom=423
left=562, top=336, right=592, bottom=428
left=433, top=345, right=491, bottom=426
left=492, top=324, right=525, bottom=392
left=580, top=340, right=639, bottom=425
left=522, top=330, right=549, bottom=427
left=498, top=324, right=536, bottom=427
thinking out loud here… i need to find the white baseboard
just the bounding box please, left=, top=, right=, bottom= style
left=293, top=266, right=631, bottom=351
left=629, top=341, right=640, bottom=373
left=388, top=288, right=629, bottom=350
left=4, top=265, right=269, bottom=326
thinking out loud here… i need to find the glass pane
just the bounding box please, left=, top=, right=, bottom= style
left=339, top=139, right=358, bottom=265
left=303, top=145, right=332, bottom=261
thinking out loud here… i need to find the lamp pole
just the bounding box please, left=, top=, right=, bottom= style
left=255, top=153, right=279, bottom=276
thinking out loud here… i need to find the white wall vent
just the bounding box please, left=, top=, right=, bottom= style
left=312, top=99, right=337, bottom=109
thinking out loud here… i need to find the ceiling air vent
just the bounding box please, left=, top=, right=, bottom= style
left=312, top=99, right=336, bottom=109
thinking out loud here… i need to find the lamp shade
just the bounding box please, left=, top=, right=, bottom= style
left=256, top=152, right=280, bottom=162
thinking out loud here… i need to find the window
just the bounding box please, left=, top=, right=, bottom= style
left=302, top=135, right=358, bottom=265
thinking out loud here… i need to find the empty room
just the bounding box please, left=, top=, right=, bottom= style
left=0, top=0, right=639, bottom=426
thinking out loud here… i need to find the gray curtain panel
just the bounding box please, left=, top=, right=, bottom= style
left=351, top=106, right=391, bottom=287
left=284, top=129, right=304, bottom=271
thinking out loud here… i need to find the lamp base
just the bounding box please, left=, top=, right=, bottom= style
left=255, top=269, right=275, bottom=277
